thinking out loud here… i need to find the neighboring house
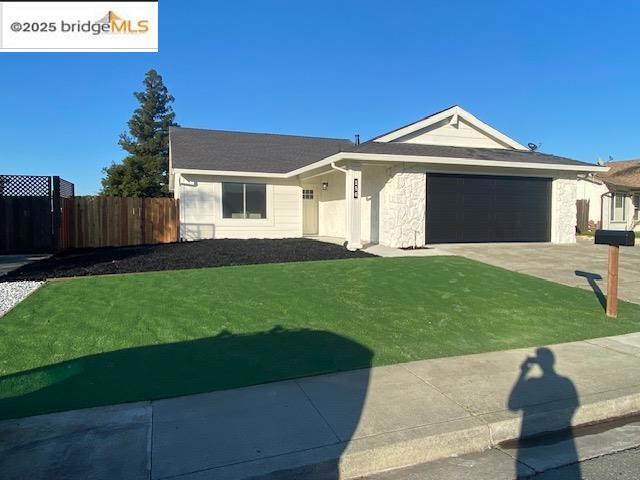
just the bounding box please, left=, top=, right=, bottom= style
left=577, top=160, right=640, bottom=231
left=168, top=105, right=606, bottom=249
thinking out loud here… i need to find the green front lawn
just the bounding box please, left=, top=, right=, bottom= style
left=2, top=256, right=639, bottom=420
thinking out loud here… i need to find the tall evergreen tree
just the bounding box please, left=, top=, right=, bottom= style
left=101, top=69, right=177, bottom=197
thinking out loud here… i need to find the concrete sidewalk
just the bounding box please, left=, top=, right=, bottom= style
left=3, top=332, right=640, bottom=480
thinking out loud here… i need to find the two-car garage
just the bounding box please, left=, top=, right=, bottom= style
left=426, top=173, right=552, bottom=244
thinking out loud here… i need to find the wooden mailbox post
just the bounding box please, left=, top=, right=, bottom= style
left=606, top=245, right=620, bottom=318
left=595, top=230, right=636, bottom=318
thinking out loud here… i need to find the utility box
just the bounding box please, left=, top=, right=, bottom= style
left=594, top=230, right=636, bottom=247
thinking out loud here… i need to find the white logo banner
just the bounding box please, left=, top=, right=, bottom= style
left=0, top=2, right=158, bottom=52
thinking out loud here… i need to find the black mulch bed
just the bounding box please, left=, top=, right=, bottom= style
left=5, top=238, right=376, bottom=281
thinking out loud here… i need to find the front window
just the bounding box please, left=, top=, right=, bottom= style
left=611, top=192, right=627, bottom=222
left=634, top=194, right=640, bottom=221
left=222, top=182, right=266, bottom=219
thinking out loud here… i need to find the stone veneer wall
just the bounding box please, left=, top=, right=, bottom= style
left=552, top=176, right=577, bottom=243
left=382, top=165, right=426, bottom=248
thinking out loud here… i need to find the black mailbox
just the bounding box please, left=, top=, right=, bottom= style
left=594, top=229, right=636, bottom=247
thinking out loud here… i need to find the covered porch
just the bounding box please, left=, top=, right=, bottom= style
left=300, top=162, right=395, bottom=251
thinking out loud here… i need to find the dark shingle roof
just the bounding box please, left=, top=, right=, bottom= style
left=170, top=126, right=596, bottom=174
left=170, top=127, right=353, bottom=173
left=350, top=142, right=594, bottom=167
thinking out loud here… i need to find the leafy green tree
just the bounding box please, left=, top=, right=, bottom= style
left=101, top=69, right=177, bottom=197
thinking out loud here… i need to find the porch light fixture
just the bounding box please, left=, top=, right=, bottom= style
left=322, top=182, right=329, bottom=191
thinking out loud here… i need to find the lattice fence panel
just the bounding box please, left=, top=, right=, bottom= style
left=0, top=175, right=51, bottom=197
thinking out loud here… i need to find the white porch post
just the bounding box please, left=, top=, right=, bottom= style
left=345, top=162, right=362, bottom=250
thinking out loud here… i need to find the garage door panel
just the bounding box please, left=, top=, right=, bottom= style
left=426, top=174, right=551, bottom=243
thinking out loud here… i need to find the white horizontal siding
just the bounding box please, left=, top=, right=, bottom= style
left=175, top=173, right=302, bottom=241
left=178, top=176, right=216, bottom=240
left=397, top=118, right=509, bottom=149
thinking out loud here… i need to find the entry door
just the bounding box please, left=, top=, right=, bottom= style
left=302, top=186, right=319, bottom=235
left=426, top=174, right=551, bottom=243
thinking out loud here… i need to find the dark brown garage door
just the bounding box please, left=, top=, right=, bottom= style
left=426, top=174, right=551, bottom=243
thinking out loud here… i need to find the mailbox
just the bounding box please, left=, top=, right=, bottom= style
left=594, top=230, right=636, bottom=247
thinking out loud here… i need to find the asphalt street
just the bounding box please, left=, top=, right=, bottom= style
left=361, top=415, right=640, bottom=480
left=532, top=446, right=640, bottom=480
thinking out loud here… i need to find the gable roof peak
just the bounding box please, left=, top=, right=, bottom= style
left=370, top=105, right=527, bottom=151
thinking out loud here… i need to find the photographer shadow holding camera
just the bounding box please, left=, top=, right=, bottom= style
left=508, top=347, right=581, bottom=479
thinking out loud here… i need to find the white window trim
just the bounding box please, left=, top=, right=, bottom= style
left=217, top=182, right=274, bottom=226
left=611, top=192, right=627, bottom=222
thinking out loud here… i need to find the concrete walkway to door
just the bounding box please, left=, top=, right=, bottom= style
left=438, top=238, right=640, bottom=305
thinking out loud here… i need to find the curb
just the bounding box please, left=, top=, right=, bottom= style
left=202, top=389, right=640, bottom=480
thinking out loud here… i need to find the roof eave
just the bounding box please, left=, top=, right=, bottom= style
left=329, top=152, right=609, bottom=173
left=172, top=168, right=289, bottom=178
left=172, top=152, right=608, bottom=179
left=600, top=179, right=640, bottom=191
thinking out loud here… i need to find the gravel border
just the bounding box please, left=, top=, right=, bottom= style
left=0, top=280, right=44, bottom=317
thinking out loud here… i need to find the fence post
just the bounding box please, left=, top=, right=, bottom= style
left=52, top=176, right=61, bottom=251
left=175, top=198, right=180, bottom=242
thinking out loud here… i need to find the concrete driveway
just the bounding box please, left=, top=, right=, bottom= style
left=439, top=238, right=640, bottom=305
left=0, top=254, right=50, bottom=277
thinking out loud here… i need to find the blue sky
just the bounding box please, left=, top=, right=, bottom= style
left=1, top=1, right=640, bottom=194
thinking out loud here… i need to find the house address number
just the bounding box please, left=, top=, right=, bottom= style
left=353, top=178, right=359, bottom=199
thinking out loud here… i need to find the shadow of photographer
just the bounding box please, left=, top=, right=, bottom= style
left=508, top=347, right=581, bottom=479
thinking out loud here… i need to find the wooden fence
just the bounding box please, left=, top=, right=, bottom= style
left=576, top=199, right=590, bottom=233
left=60, top=196, right=180, bottom=249
left=1, top=196, right=55, bottom=254
left=0, top=175, right=74, bottom=254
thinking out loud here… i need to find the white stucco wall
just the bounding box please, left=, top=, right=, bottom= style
left=317, top=170, right=345, bottom=238
left=315, top=166, right=390, bottom=244
left=381, top=165, right=426, bottom=248
left=174, top=173, right=302, bottom=240
left=551, top=176, right=577, bottom=244
left=360, top=165, right=388, bottom=244
left=577, top=176, right=607, bottom=227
